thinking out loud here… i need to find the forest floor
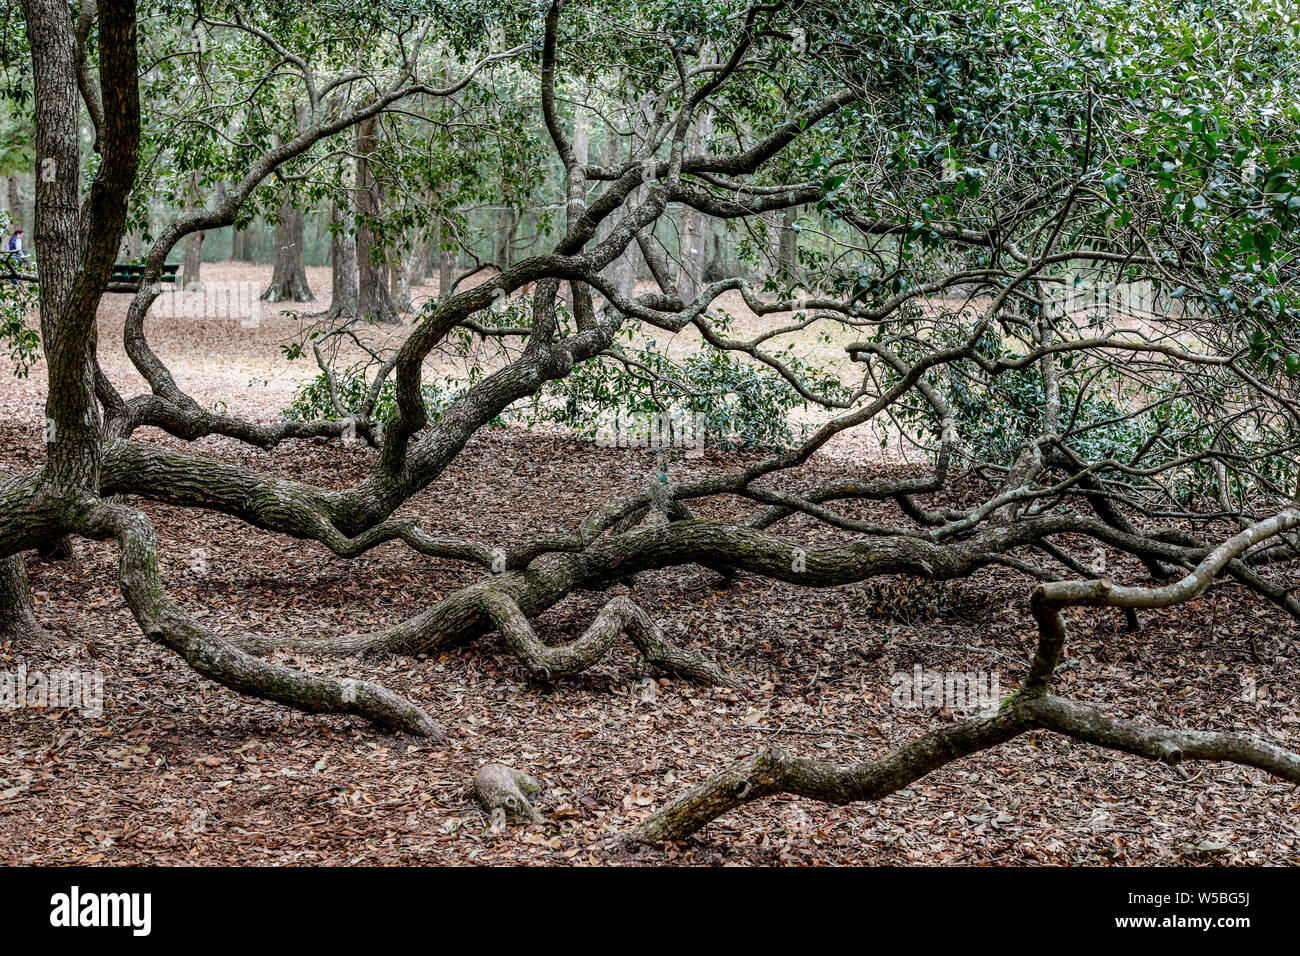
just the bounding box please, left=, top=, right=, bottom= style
left=0, top=263, right=1298, bottom=865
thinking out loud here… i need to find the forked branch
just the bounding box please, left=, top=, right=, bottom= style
left=620, top=511, right=1300, bottom=844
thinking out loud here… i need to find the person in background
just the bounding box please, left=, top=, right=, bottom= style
left=3, top=226, right=23, bottom=283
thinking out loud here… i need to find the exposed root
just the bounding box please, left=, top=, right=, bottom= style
left=474, top=763, right=547, bottom=825
left=480, top=592, right=740, bottom=688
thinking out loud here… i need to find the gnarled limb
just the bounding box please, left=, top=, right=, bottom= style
left=621, top=704, right=1035, bottom=844
left=480, top=592, right=739, bottom=687
left=1024, top=694, right=1300, bottom=779
left=78, top=501, right=442, bottom=739
left=621, top=511, right=1300, bottom=843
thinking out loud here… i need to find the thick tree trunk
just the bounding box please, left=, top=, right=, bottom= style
left=0, top=554, right=43, bottom=640
left=261, top=199, right=313, bottom=302
left=28, top=0, right=139, bottom=493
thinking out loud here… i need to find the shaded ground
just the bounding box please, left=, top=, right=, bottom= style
left=0, top=265, right=1297, bottom=865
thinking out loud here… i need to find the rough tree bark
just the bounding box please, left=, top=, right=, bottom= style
left=566, top=107, right=590, bottom=313
left=6, top=0, right=441, bottom=739
left=0, top=554, right=43, bottom=640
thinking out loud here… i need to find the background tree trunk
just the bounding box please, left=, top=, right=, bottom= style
left=326, top=199, right=358, bottom=320
left=231, top=220, right=252, bottom=261
left=407, top=233, right=426, bottom=288
left=6, top=176, right=21, bottom=225
left=121, top=230, right=141, bottom=261
left=355, top=116, right=398, bottom=324
left=261, top=199, right=313, bottom=302
left=494, top=202, right=514, bottom=269
left=390, top=243, right=411, bottom=311
left=436, top=195, right=456, bottom=302
left=599, top=130, right=639, bottom=304
left=772, top=206, right=799, bottom=283
left=678, top=111, right=713, bottom=302
left=182, top=172, right=204, bottom=289
left=567, top=110, right=589, bottom=312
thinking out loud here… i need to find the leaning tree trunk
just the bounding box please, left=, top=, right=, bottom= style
left=182, top=172, right=203, bottom=289
left=261, top=199, right=314, bottom=302
left=354, top=115, right=398, bottom=324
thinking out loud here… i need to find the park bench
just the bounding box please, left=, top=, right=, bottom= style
left=0, top=250, right=35, bottom=285
left=107, top=262, right=180, bottom=292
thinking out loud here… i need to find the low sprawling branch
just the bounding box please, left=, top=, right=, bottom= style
left=619, top=513, right=1300, bottom=843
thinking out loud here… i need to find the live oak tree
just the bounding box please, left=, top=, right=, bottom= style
left=2, top=0, right=1300, bottom=843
